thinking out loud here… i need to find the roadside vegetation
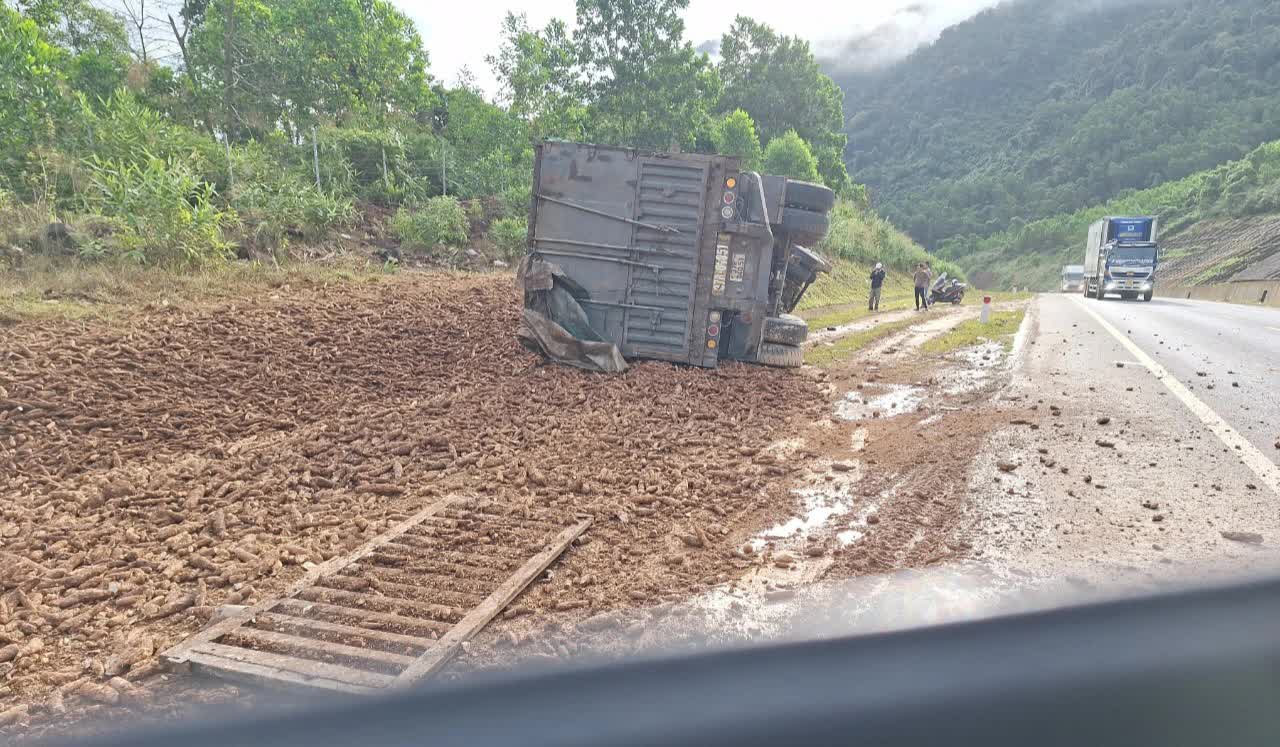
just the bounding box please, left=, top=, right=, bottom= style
left=1, top=0, right=941, bottom=301
left=0, top=254, right=390, bottom=324
left=804, top=315, right=921, bottom=368
left=797, top=266, right=915, bottom=330
left=922, top=310, right=1025, bottom=356
left=794, top=200, right=966, bottom=325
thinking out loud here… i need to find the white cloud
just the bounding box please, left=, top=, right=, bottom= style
left=393, top=0, right=1002, bottom=94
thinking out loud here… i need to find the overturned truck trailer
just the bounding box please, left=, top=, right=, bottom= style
left=518, top=140, right=834, bottom=372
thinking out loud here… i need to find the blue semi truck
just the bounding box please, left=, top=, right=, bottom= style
left=1083, top=216, right=1159, bottom=301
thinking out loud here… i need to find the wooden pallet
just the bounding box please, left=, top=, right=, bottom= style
left=162, top=497, right=591, bottom=693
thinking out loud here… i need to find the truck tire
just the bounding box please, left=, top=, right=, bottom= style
left=778, top=207, right=830, bottom=244
left=773, top=207, right=834, bottom=245
left=755, top=342, right=804, bottom=369
left=762, top=314, right=809, bottom=346
left=1143, top=290, right=1153, bottom=302
left=784, top=181, right=836, bottom=213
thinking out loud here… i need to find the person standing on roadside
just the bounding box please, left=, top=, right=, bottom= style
left=913, top=262, right=931, bottom=311
left=869, top=263, right=887, bottom=311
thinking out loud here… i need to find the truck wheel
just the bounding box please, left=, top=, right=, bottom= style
left=762, top=314, right=809, bottom=346
left=755, top=342, right=804, bottom=369
left=784, top=181, right=836, bottom=213
left=1143, top=290, right=1153, bottom=302
left=778, top=207, right=830, bottom=244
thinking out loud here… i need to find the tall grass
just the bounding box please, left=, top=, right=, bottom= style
left=820, top=199, right=965, bottom=279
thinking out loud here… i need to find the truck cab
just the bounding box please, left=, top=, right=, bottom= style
left=1084, top=216, right=1159, bottom=302
left=518, top=141, right=835, bottom=371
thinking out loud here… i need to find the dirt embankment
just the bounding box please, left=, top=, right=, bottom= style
left=0, top=273, right=825, bottom=731
left=1160, top=213, right=1280, bottom=286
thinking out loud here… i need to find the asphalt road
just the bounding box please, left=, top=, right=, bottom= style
left=1082, top=294, right=1280, bottom=457
left=965, top=293, right=1280, bottom=590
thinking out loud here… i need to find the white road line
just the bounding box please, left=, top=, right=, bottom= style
left=1073, top=296, right=1280, bottom=497
left=1267, top=326, right=1280, bottom=333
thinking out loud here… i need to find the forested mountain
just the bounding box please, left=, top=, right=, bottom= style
left=953, top=137, right=1280, bottom=291
left=832, top=0, right=1280, bottom=252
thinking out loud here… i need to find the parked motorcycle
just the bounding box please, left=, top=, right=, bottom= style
left=929, top=273, right=966, bottom=305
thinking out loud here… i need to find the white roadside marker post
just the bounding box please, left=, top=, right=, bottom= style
left=980, top=295, right=992, bottom=324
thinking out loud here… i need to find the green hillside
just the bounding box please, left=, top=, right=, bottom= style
left=832, top=0, right=1280, bottom=251
left=947, top=139, right=1280, bottom=290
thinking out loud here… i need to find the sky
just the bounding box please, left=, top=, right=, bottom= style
left=397, top=0, right=1004, bottom=95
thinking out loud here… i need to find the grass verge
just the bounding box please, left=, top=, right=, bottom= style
left=0, top=256, right=393, bottom=324
left=796, top=258, right=920, bottom=328
left=805, top=316, right=923, bottom=368
left=961, top=290, right=1033, bottom=307
left=921, top=310, right=1026, bottom=356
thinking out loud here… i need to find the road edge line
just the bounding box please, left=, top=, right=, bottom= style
left=1072, top=296, right=1280, bottom=497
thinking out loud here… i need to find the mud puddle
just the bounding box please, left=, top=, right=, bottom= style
left=938, top=341, right=1009, bottom=394
left=836, top=384, right=926, bottom=421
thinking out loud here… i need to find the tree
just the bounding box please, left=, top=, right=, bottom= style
left=438, top=86, right=533, bottom=198
left=717, top=16, right=848, bottom=188
left=486, top=12, right=585, bottom=140
left=573, top=0, right=720, bottom=150
left=16, top=0, right=130, bottom=102
left=0, top=4, right=66, bottom=187
left=710, top=109, right=761, bottom=170
left=762, top=130, right=820, bottom=182
left=184, top=0, right=431, bottom=139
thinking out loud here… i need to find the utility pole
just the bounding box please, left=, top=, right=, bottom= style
left=222, top=0, right=235, bottom=140
left=312, top=126, right=321, bottom=188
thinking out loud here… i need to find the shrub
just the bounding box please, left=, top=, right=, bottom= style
left=497, top=184, right=531, bottom=219
left=232, top=181, right=354, bottom=250
left=392, top=195, right=469, bottom=250
left=762, top=130, right=821, bottom=183
left=79, top=155, right=233, bottom=265
left=711, top=109, right=762, bottom=170
left=489, top=216, right=528, bottom=260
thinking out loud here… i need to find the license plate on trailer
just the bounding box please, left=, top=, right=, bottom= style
left=712, top=234, right=731, bottom=296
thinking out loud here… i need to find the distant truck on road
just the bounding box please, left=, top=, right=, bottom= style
left=1083, top=216, right=1159, bottom=301
left=1060, top=265, right=1084, bottom=293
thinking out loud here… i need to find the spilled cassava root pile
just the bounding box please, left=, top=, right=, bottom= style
left=0, top=272, right=823, bottom=731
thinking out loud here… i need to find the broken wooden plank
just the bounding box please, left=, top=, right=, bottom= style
left=373, top=545, right=508, bottom=576
left=350, top=561, right=496, bottom=597
left=431, top=511, right=564, bottom=530
left=184, top=650, right=377, bottom=695
left=163, top=497, right=461, bottom=665
left=325, top=575, right=483, bottom=607
left=393, top=517, right=592, bottom=686
left=344, top=565, right=486, bottom=603
left=296, top=586, right=465, bottom=623
left=187, top=642, right=394, bottom=691
left=255, top=612, right=432, bottom=654
left=225, top=627, right=416, bottom=669
left=273, top=598, right=450, bottom=638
